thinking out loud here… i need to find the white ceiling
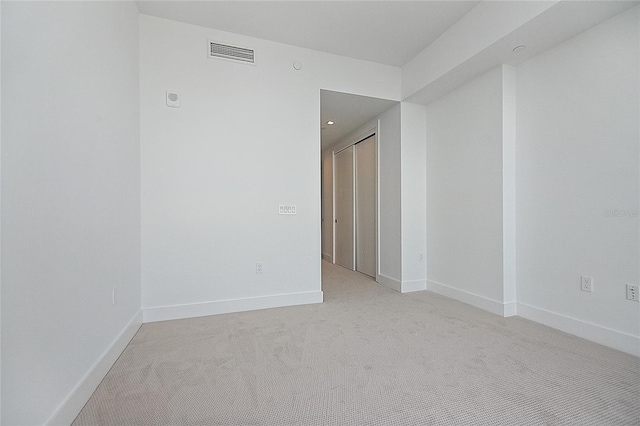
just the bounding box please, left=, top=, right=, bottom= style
left=321, top=91, right=398, bottom=149
left=136, top=1, right=479, bottom=67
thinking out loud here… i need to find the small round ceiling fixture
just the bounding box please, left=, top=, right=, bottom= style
left=326, top=121, right=335, bottom=125
left=512, top=45, right=526, bottom=53
left=293, top=61, right=302, bottom=70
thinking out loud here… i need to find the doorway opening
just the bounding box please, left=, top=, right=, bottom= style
left=319, top=90, right=398, bottom=288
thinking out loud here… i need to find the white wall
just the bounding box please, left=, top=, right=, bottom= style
left=400, top=103, right=427, bottom=292
left=140, top=15, right=401, bottom=321
left=425, top=66, right=506, bottom=311
left=0, top=1, right=3, bottom=420
left=1, top=2, right=142, bottom=424
left=0, top=0, right=3, bottom=420
left=321, top=149, right=333, bottom=263
left=377, top=105, right=402, bottom=287
left=516, top=6, right=639, bottom=354
left=501, top=65, right=517, bottom=313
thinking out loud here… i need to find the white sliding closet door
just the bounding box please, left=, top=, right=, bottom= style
left=334, top=146, right=355, bottom=270
left=355, top=135, right=376, bottom=278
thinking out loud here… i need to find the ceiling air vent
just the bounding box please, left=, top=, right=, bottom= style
left=209, top=41, right=255, bottom=64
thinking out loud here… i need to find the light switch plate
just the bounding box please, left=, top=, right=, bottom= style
left=279, top=205, right=296, bottom=215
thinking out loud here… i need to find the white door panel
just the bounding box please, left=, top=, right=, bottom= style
left=355, top=135, right=376, bottom=277
left=334, top=146, right=355, bottom=270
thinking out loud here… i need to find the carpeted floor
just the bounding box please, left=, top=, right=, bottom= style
left=73, top=261, right=640, bottom=425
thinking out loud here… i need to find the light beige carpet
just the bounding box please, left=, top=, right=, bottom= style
left=73, top=261, right=639, bottom=425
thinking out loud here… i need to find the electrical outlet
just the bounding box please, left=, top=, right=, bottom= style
left=581, top=276, right=593, bottom=292
left=112, top=287, right=117, bottom=306
left=256, top=262, right=263, bottom=274
left=626, top=284, right=639, bottom=302
left=419, top=253, right=424, bottom=263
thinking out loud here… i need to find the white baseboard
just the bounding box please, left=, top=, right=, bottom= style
left=378, top=275, right=426, bottom=294
left=517, top=302, right=640, bottom=357
left=322, top=253, right=333, bottom=263
left=46, top=310, right=143, bottom=426
left=143, top=291, right=324, bottom=323
left=378, top=274, right=402, bottom=292
left=427, top=280, right=515, bottom=317
left=402, top=279, right=427, bottom=293
left=503, top=301, right=517, bottom=317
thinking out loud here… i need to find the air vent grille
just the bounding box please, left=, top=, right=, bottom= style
left=209, top=41, right=255, bottom=64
